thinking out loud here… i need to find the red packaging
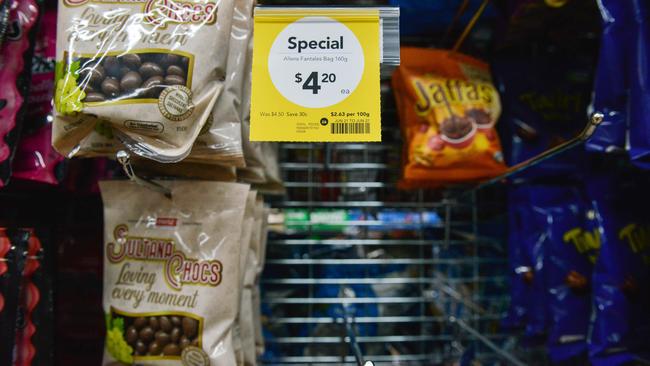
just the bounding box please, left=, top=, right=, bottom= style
left=13, top=229, right=41, bottom=366
left=0, top=0, right=39, bottom=186
left=13, top=7, right=62, bottom=185
left=392, top=48, right=507, bottom=188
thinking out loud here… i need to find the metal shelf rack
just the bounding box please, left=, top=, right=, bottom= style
left=259, top=82, right=520, bottom=365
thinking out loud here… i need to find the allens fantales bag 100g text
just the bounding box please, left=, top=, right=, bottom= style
left=100, top=180, right=249, bottom=365
left=53, top=0, right=235, bottom=162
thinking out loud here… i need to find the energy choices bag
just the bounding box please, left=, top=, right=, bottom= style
left=392, top=48, right=506, bottom=188
left=53, top=0, right=235, bottom=162
left=99, top=180, right=250, bottom=365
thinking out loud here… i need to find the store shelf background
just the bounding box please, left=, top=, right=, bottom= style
left=258, top=77, right=521, bottom=365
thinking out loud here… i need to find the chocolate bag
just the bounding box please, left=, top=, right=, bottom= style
left=520, top=187, right=549, bottom=343
left=0, top=0, right=39, bottom=186
left=233, top=191, right=256, bottom=365
left=629, top=0, right=650, bottom=169
left=392, top=48, right=506, bottom=188
left=536, top=186, right=597, bottom=362
left=587, top=172, right=650, bottom=366
left=254, top=207, right=269, bottom=356
left=187, top=0, right=253, bottom=167
left=587, top=0, right=632, bottom=154
left=239, top=198, right=263, bottom=366
left=99, top=180, right=250, bottom=365
left=53, top=0, right=236, bottom=162
left=237, top=33, right=266, bottom=184
left=502, top=188, right=529, bottom=330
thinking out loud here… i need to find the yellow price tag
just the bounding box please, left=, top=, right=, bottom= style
left=251, top=8, right=381, bottom=142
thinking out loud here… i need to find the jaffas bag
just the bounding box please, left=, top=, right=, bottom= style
left=99, top=180, right=250, bottom=365
left=392, top=48, right=506, bottom=188
left=53, top=0, right=236, bottom=162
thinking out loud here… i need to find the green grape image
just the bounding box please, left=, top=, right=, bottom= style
left=105, top=314, right=133, bottom=364
left=54, top=61, right=85, bottom=115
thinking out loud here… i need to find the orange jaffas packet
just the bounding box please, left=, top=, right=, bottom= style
left=392, top=48, right=507, bottom=189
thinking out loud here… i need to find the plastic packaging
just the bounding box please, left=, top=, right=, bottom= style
left=629, top=0, right=650, bottom=168
left=53, top=0, right=236, bottom=162
left=0, top=0, right=39, bottom=186
left=502, top=188, right=529, bottom=330
left=392, top=47, right=506, bottom=188
left=587, top=0, right=632, bottom=154
left=14, top=229, right=42, bottom=366
left=536, top=187, right=596, bottom=362
left=494, top=48, right=594, bottom=178
left=587, top=172, right=650, bottom=366
left=187, top=0, right=253, bottom=167
left=1, top=229, right=28, bottom=366
left=13, top=6, right=63, bottom=184
left=99, top=180, right=250, bottom=365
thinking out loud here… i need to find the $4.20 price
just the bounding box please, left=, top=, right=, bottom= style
left=294, top=71, right=339, bottom=95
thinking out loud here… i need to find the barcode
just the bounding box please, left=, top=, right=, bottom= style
left=330, top=122, right=370, bottom=134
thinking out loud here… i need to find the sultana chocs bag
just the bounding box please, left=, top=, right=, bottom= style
left=99, top=180, right=250, bottom=365
left=392, top=48, right=507, bottom=188
left=54, top=0, right=236, bottom=162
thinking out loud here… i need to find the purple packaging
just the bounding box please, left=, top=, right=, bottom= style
left=587, top=172, right=650, bottom=365
left=587, top=0, right=632, bottom=154
left=535, top=186, right=597, bottom=362
left=503, top=187, right=530, bottom=330
left=629, top=0, right=650, bottom=168
left=519, top=187, right=549, bottom=343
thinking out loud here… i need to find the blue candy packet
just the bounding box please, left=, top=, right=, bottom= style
left=493, top=48, right=594, bottom=179
left=534, top=186, right=598, bottom=363
left=587, top=0, right=633, bottom=154
left=587, top=172, right=650, bottom=366
left=629, top=0, right=650, bottom=168
left=503, top=187, right=530, bottom=330
left=519, top=187, right=550, bottom=343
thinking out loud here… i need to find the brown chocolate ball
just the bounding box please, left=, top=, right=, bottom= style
left=139, top=62, right=164, bottom=79
left=162, top=343, right=181, bottom=356
left=122, top=53, right=142, bottom=70
left=120, top=71, right=142, bottom=92
left=84, top=92, right=106, bottom=103
left=164, top=74, right=185, bottom=86
left=182, top=317, right=198, bottom=338
left=139, top=326, right=154, bottom=343
left=100, top=78, right=120, bottom=98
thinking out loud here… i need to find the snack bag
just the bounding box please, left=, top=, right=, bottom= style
left=254, top=207, right=269, bottom=356
left=629, top=0, right=650, bottom=168
left=535, top=187, right=597, bottom=362
left=13, top=229, right=43, bottom=366
left=1, top=230, right=28, bottom=366
left=587, top=0, right=632, bottom=154
left=520, top=187, right=549, bottom=343
left=187, top=0, right=253, bottom=167
left=99, top=180, right=250, bottom=365
left=237, top=34, right=266, bottom=184
left=233, top=191, right=256, bottom=365
left=392, top=48, right=506, bottom=188
left=494, top=47, right=594, bottom=178
left=239, top=198, right=263, bottom=366
left=13, top=6, right=64, bottom=184
left=53, top=0, right=236, bottom=162
left=587, top=172, right=650, bottom=366
left=502, top=188, right=529, bottom=330
left=0, top=0, right=39, bottom=186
